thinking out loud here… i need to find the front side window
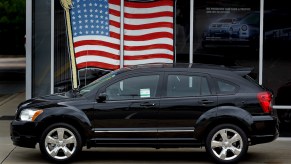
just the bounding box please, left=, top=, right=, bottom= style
left=166, top=74, right=211, bottom=97
left=79, top=70, right=119, bottom=95
left=105, top=75, right=160, bottom=100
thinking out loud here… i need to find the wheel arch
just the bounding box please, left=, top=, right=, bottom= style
left=35, top=111, right=92, bottom=146
left=194, top=106, right=253, bottom=143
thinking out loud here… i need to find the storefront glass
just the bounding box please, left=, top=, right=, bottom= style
left=264, top=0, right=291, bottom=137
left=175, top=0, right=190, bottom=63
left=193, top=0, right=260, bottom=80
left=54, top=0, right=187, bottom=92
left=32, top=0, right=51, bottom=97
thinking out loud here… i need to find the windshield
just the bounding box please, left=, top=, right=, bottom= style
left=79, top=70, right=119, bottom=95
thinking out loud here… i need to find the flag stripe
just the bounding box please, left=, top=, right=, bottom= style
left=124, top=28, right=173, bottom=36
left=75, top=50, right=120, bottom=60
left=124, top=22, right=173, bottom=30
left=124, top=17, right=173, bottom=25
left=74, top=40, right=120, bottom=49
left=125, top=1, right=173, bottom=9
left=124, top=32, right=173, bottom=41
left=77, top=55, right=119, bottom=66
left=73, top=35, right=119, bottom=45
left=125, top=38, right=173, bottom=47
left=75, top=45, right=119, bottom=55
left=124, top=44, right=173, bottom=51
left=124, top=58, right=173, bottom=65
left=124, top=11, right=173, bottom=19
left=124, top=54, right=173, bottom=60
left=125, top=49, right=173, bottom=56
left=78, top=62, right=120, bottom=70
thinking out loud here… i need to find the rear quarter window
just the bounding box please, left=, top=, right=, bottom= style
left=215, top=78, right=239, bottom=94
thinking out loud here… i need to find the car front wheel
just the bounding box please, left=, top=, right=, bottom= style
left=39, top=123, right=82, bottom=162
left=205, top=124, right=248, bottom=163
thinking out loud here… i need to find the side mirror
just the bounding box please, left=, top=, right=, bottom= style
left=97, top=93, right=107, bottom=103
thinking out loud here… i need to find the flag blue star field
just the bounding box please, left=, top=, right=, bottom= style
left=70, top=0, right=173, bottom=70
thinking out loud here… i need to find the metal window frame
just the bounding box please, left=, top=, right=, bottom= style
left=51, top=0, right=55, bottom=94
left=189, top=0, right=194, bottom=63
left=120, top=0, right=124, bottom=68
left=259, top=0, right=264, bottom=85
left=26, top=0, right=32, bottom=99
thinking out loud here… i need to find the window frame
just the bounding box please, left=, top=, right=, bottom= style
left=161, top=71, right=214, bottom=98
left=97, top=71, right=164, bottom=101
left=214, top=78, right=240, bottom=95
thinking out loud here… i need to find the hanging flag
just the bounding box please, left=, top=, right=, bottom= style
left=69, top=0, right=174, bottom=70
left=123, top=0, right=174, bottom=66
left=70, top=0, right=121, bottom=70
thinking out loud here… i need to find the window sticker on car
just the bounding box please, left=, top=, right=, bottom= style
left=140, top=88, right=150, bottom=98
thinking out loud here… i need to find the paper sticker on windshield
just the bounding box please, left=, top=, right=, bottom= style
left=140, top=89, right=150, bottom=98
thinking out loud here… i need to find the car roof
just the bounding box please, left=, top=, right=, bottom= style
left=122, top=63, right=253, bottom=76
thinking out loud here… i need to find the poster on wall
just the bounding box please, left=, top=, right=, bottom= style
left=191, top=0, right=260, bottom=76
left=60, top=0, right=174, bottom=90
left=193, top=0, right=260, bottom=54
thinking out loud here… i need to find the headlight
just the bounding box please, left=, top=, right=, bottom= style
left=19, top=109, right=43, bottom=121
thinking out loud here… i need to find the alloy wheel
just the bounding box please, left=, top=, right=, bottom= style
left=210, top=128, right=243, bottom=161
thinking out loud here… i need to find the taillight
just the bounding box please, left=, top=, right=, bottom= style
left=257, top=92, right=273, bottom=113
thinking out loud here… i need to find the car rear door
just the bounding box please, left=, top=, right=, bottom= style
left=157, top=72, right=217, bottom=142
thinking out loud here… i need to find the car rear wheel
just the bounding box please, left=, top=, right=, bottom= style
left=39, top=123, right=82, bottom=162
left=205, top=124, right=248, bottom=163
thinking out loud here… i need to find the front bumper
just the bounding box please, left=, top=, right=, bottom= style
left=250, top=115, right=279, bottom=145
left=10, top=120, right=39, bottom=148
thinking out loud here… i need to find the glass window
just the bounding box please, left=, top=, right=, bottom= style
left=193, top=0, right=260, bottom=81
left=216, top=79, right=237, bottom=94
left=166, top=75, right=210, bottom=97
left=175, top=0, right=190, bottom=63
left=79, top=70, right=119, bottom=95
left=32, top=0, right=51, bottom=97
left=264, top=0, right=291, bottom=137
left=105, top=75, right=159, bottom=100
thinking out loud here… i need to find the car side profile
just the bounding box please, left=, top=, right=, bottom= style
left=10, top=63, right=279, bottom=163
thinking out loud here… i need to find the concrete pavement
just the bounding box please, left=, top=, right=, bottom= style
left=1, top=92, right=291, bottom=164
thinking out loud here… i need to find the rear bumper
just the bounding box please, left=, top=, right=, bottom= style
left=250, top=115, right=279, bottom=145
left=10, top=120, right=38, bottom=148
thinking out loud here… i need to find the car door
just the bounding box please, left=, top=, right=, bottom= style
left=157, top=72, right=217, bottom=142
left=92, top=72, right=163, bottom=142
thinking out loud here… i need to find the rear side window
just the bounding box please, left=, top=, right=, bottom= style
left=166, top=74, right=211, bottom=97
left=215, top=78, right=238, bottom=94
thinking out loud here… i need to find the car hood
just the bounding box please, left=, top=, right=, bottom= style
left=18, top=92, right=76, bottom=109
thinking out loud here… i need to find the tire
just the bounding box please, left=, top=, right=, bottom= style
left=39, top=123, right=82, bottom=163
left=205, top=124, right=248, bottom=164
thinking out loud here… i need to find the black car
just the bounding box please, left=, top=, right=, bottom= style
left=10, top=63, right=278, bottom=163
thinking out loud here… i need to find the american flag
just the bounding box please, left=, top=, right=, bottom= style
left=70, top=0, right=174, bottom=70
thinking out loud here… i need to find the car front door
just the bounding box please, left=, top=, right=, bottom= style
left=158, top=72, right=217, bottom=142
left=92, top=72, right=162, bottom=142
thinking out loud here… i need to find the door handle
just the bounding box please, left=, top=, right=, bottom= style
left=140, top=102, right=155, bottom=107
left=199, top=100, right=214, bottom=105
